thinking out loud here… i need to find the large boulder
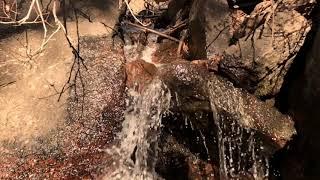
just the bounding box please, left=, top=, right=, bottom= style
left=138, top=61, right=296, bottom=178
left=220, top=5, right=311, bottom=96
left=157, top=61, right=296, bottom=151
left=205, top=0, right=314, bottom=97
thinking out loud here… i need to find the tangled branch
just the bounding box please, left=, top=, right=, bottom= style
left=0, top=0, right=68, bottom=56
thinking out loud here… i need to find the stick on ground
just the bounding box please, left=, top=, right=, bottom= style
left=125, top=21, right=180, bottom=42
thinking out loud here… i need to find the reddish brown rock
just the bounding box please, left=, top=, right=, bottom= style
left=125, top=60, right=158, bottom=92
left=187, top=157, right=217, bottom=180
left=191, top=54, right=224, bottom=72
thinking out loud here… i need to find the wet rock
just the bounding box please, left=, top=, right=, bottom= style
left=152, top=61, right=296, bottom=178
left=156, top=61, right=295, bottom=151
left=0, top=0, right=126, bottom=178
left=186, top=157, right=216, bottom=180
left=125, top=59, right=158, bottom=92
left=59, top=35, right=126, bottom=178
left=63, top=35, right=126, bottom=154
left=208, top=75, right=296, bottom=151
left=191, top=54, right=223, bottom=72
left=152, top=40, right=180, bottom=65
left=156, top=131, right=219, bottom=180
left=157, top=61, right=210, bottom=112
left=156, top=134, right=194, bottom=180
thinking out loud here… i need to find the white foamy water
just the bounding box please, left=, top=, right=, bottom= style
left=105, top=79, right=171, bottom=180
left=141, top=45, right=158, bottom=66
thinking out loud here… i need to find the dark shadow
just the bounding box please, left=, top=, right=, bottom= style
left=226, top=0, right=262, bottom=14
left=272, top=3, right=320, bottom=179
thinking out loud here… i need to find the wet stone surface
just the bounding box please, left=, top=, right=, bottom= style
left=156, top=61, right=295, bottom=152
left=0, top=35, right=126, bottom=179
left=147, top=61, right=296, bottom=179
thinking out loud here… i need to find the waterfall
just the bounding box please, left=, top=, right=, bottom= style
left=207, top=80, right=269, bottom=180
left=105, top=70, right=274, bottom=179
left=106, top=79, right=171, bottom=180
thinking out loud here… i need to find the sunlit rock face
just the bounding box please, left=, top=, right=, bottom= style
left=0, top=30, right=70, bottom=144
left=0, top=34, right=126, bottom=179
left=60, top=35, right=126, bottom=178
left=0, top=0, right=128, bottom=178
left=205, top=0, right=314, bottom=97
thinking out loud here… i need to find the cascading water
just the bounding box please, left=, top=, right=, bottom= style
left=106, top=75, right=271, bottom=179
left=207, top=80, right=269, bottom=179
left=106, top=79, right=171, bottom=180
left=106, top=29, right=278, bottom=179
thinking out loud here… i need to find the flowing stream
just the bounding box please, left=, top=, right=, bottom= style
left=106, top=79, right=171, bottom=180
left=106, top=77, right=270, bottom=179
left=105, top=34, right=271, bottom=179
left=208, top=80, right=269, bottom=179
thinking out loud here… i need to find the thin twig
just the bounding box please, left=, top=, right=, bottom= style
left=125, top=21, right=180, bottom=42
left=0, top=0, right=68, bottom=56
left=75, top=8, right=92, bottom=22
left=123, top=0, right=151, bottom=27
left=0, top=81, right=16, bottom=88
left=57, top=0, right=86, bottom=120
left=100, top=22, right=118, bottom=34
left=162, top=20, right=188, bottom=35
left=206, top=25, right=229, bottom=50
left=177, top=30, right=187, bottom=57
left=271, top=0, right=275, bottom=47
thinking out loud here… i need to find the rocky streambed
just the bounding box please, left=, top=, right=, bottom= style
left=0, top=0, right=319, bottom=179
